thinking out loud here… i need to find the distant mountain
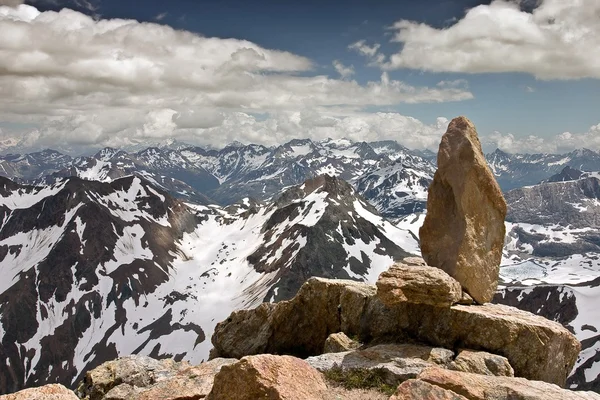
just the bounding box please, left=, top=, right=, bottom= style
left=0, top=139, right=435, bottom=219
left=496, top=172, right=600, bottom=392
left=486, top=148, right=600, bottom=191
left=0, top=174, right=417, bottom=394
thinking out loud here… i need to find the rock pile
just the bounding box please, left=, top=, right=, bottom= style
left=210, top=275, right=579, bottom=386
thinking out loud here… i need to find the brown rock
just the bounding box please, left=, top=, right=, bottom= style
left=419, top=116, right=507, bottom=304
left=391, top=379, right=468, bottom=400
left=376, top=263, right=462, bottom=307
left=418, top=367, right=600, bottom=400
left=0, top=384, right=78, bottom=400
left=450, top=349, right=514, bottom=377
left=211, top=277, right=368, bottom=359
left=206, top=354, right=328, bottom=400
left=323, top=332, right=360, bottom=353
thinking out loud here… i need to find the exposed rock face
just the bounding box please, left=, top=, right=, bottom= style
left=419, top=116, right=507, bottom=304
left=206, top=355, right=328, bottom=400
left=0, top=384, right=77, bottom=400
left=76, top=355, right=236, bottom=400
left=417, top=367, right=600, bottom=400
left=307, top=343, right=454, bottom=385
left=376, top=262, right=462, bottom=307
left=211, top=278, right=579, bottom=387
left=323, top=332, right=360, bottom=353
left=391, top=379, right=468, bottom=400
left=450, top=350, right=514, bottom=377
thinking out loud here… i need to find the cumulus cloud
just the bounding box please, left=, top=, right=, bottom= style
left=332, top=60, right=354, bottom=79
left=484, top=123, right=600, bottom=153
left=159, top=111, right=452, bottom=151
left=384, top=0, right=600, bottom=80
left=0, top=4, right=473, bottom=152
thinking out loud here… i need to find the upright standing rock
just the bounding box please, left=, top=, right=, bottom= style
left=419, top=116, right=507, bottom=304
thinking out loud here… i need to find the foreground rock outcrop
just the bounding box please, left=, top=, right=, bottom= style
left=211, top=277, right=579, bottom=387
left=419, top=116, right=507, bottom=304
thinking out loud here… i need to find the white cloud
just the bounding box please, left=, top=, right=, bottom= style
left=484, top=123, right=600, bottom=153
left=384, top=0, right=600, bottom=80
left=154, top=12, right=168, bottom=21
left=0, top=5, right=473, bottom=152
left=348, top=40, right=385, bottom=65
left=163, top=111, right=452, bottom=150
left=332, top=60, right=354, bottom=79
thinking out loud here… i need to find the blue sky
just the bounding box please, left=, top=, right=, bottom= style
left=0, top=0, right=598, bottom=153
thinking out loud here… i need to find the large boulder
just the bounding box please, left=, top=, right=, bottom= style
left=417, top=367, right=600, bottom=400
left=419, top=116, right=507, bottom=304
left=211, top=278, right=370, bottom=359
left=211, top=278, right=579, bottom=387
left=376, top=262, right=462, bottom=307
left=0, top=384, right=78, bottom=400
left=206, top=355, right=328, bottom=400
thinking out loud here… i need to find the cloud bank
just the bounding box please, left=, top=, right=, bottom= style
left=485, top=123, right=600, bottom=154
left=0, top=4, right=473, bottom=153
left=383, top=0, right=600, bottom=80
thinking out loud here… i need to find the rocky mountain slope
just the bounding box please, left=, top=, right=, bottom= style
left=0, top=174, right=417, bottom=394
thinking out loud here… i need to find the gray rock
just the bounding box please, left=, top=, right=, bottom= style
left=306, top=344, right=454, bottom=385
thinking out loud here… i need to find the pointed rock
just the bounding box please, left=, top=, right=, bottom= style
left=419, top=116, right=507, bottom=304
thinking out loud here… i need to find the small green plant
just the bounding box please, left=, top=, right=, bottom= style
left=323, top=366, right=396, bottom=395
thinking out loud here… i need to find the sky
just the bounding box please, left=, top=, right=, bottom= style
left=0, top=0, right=598, bottom=154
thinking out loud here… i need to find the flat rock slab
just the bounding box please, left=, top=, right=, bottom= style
left=391, top=379, right=468, bottom=400
left=377, top=263, right=462, bottom=307
left=207, top=354, right=328, bottom=400
left=0, top=384, right=78, bottom=400
left=420, top=116, right=507, bottom=304
left=418, top=367, right=600, bottom=400
left=306, top=343, right=454, bottom=385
